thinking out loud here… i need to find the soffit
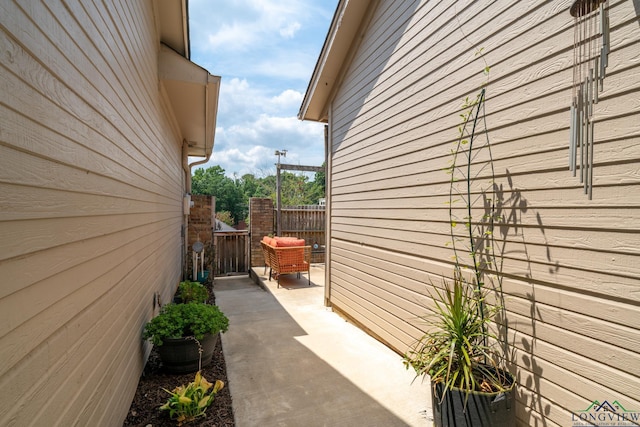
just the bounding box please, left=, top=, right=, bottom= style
left=157, top=0, right=189, bottom=58
left=159, top=44, right=220, bottom=157
left=156, top=0, right=220, bottom=158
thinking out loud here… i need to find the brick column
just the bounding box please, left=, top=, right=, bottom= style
left=249, top=197, right=273, bottom=267
left=187, top=195, right=214, bottom=280
left=188, top=195, right=214, bottom=245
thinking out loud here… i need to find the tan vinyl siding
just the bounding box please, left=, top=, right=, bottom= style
left=326, top=1, right=640, bottom=426
left=0, top=1, right=184, bottom=425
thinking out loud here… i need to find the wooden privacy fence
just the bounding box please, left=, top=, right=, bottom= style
left=278, top=205, right=325, bottom=263
left=213, top=231, right=249, bottom=276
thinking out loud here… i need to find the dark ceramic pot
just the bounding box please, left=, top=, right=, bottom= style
left=432, top=368, right=516, bottom=427
left=157, top=333, right=218, bottom=374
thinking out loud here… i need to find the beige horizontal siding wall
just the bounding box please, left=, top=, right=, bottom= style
left=0, top=1, right=184, bottom=425
left=327, top=0, right=640, bottom=426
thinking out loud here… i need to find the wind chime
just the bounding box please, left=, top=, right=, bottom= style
left=569, top=0, right=610, bottom=199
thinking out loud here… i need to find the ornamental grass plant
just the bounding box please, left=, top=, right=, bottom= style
left=403, top=270, right=507, bottom=394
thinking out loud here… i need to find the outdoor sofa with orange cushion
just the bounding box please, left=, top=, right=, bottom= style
left=260, top=236, right=311, bottom=287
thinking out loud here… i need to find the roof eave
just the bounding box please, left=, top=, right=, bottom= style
left=159, top=44, right=221, bottom=157
left=298, top=0, right=372, bottom=123
left=156, top=0, right=220, bottom=158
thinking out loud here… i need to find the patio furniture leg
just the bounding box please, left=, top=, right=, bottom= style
left=268, top=267, right=272, bottom=281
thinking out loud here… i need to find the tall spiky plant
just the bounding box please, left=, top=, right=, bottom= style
left=404, top=271, right=505, bottom=393
left=405, top=49, right=509, bottom=393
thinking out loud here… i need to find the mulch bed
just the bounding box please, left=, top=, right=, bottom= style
left=123, top=282, right=234, bottom=426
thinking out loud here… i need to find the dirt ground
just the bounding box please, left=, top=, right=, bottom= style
left=123, top=340, right=233, bottom=426
left=123, top=283, right=234, bottom=426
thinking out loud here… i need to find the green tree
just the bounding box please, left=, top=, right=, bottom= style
left=215, top=211, right=233, bottom=228
left=304, top=163, right=325, bottom=204
left=192, top=166, right=245, bottom=225
left=192, top=165, right=326, bottom=224
left=240, top=173, right=272, bottom=199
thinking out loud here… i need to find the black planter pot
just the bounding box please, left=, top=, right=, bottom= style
left=432, top=368, right=516, bottom=427
left=157, top=333, right=219, bottom=374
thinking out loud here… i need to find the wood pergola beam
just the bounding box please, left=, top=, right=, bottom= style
left=277, top=164, right=324, bottom=172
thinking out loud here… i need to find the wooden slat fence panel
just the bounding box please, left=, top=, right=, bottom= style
left=213, top=231, right=249, bottom=276
left=278, top=206, right=326, bottom=263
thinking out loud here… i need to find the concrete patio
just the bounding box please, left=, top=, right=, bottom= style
left=213, top=264, right=432, bottom=427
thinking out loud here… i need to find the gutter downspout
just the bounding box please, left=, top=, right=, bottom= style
left=324, top=111, right=332, bottom=307
left=182, top=140, right=190, bottom=280
left=188, top=84, right=211, bottom=172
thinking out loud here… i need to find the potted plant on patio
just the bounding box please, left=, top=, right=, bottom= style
left=143, top=302, right=229, bottom=374
left=404, top=53, right=516, bottom=426
left=403, top=269, right=516, bottom=426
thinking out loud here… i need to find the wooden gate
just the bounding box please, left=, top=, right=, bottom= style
left=213, top=231, right=249, bottom=276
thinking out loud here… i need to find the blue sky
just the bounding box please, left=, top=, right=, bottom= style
left=187, top=0, right=338, bottom=178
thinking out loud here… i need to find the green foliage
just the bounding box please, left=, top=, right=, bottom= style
left=191, top=164, right=326, bottom=225
left=143, top=303, right=229, bottom=346
left=159, top=371, right=224, bottom=425
left=178, top=281, right=209, bottom=304
left=248, top=170, right=325, bottom=206
left=448, top=70, right=495, bottom=288
left=403, top=272, right=502, bottom=393
left=405, top=48, right=510, bottom=394
left=215, top=211, right=233, bottom=228
left=192, top=166, right=246, bottom=225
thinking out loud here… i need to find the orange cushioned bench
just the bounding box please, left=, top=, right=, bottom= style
left=260, top=236, right=311, bottom=287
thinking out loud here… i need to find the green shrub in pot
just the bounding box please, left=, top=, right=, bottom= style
left=403, top=52, right=517, bottom=426
left=177, top=280, right=209, bottom=304
left=403, top=270, right=503, bottom=392
left=143, top=303, right=228, bottom=346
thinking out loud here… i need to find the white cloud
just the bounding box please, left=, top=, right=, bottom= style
left=219, top=79, right=303, bottom=117
left=188, top=0, right=336, bottom=177
left=198, top=1, right=309, bottom=53
left=279, top=21, right=301, bottom=38
left=271, top=90, right=303, bottom=109
left=207, top=23, right=256, bottom=51
left=206, top=114, right=325, bottom=177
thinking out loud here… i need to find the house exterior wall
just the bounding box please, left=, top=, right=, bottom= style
left=325, top=1, right=640, bottom=426
left=0, top=1, right=185, bottom=425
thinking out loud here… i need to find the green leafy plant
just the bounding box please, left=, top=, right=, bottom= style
left=143, top=303, right=229, bottom=346
left=178, top=280, right=209, bottom=304
left=405, top=47, right=513, bottom=396
left=159, top=370, right=224, bottom=425
left=403, top=271, right=505, bottom=393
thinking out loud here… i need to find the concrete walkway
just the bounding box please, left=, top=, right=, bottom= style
left=213, top=265, right=432, bottom=427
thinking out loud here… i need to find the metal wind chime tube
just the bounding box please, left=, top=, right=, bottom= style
left=568, top=0, right=609, bottom=200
